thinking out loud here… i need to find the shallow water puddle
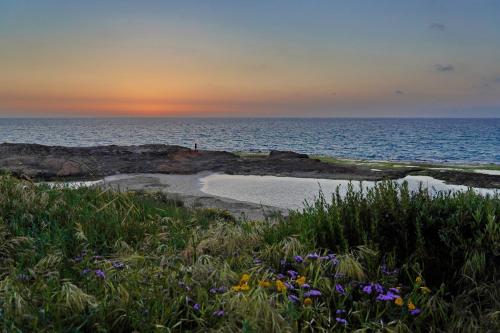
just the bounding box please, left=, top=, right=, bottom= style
left=200, top=174, right=498, bottom=209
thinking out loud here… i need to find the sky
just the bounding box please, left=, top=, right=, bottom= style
left=1, top=0, right=500, bottom=117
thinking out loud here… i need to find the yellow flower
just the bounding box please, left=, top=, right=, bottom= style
left=304, top=297, right=313, bottom=306
left=296, top=276, right=306, bottom=286
left=415, top=276, right=423, bottom=285
left=240, top=283, right=250, bottom=291
left=240, top=274, right=251, bottom=284
left=420, top=286, right=431, bottom=294
left=276, top=280, right=286, bottom=293
left=394, top=297, right=404, bottom=306
left=259, top=280, right=271, bottom=288
left=231, top=285, right=242, bottom=292
left=408, top=300, right=416, bottom=311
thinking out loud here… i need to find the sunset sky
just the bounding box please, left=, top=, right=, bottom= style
left=1, top=0, right=500, bottom=117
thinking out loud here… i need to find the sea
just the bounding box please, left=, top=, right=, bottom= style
left=0, top=118, right=499, bottom=164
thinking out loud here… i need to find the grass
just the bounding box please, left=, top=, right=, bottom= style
left=311, top=154, right=500, bottom=172
left=0, top=174, right=499, bottom=332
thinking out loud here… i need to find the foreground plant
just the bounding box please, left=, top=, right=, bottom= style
left=0, top=175, right=498, bottom=332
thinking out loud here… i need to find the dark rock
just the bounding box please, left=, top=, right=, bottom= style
left=269, top=150, right=309, bottom=159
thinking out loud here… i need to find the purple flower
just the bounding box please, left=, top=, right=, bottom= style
left=304, top=289, right=321, bottom=298
left=389, top=287, right=400, bottom=294
left=294, top=255, right=304, bottom=263
left=301, top=283, right=311, bottom=289
left=193, top=303, right=200, bottom=311
left=335, top=284, right=346, bottom=295
left=81, top=268, right=91, bottom=275
left=253, top=257, right=262, bottom=264
left=280, top=259, right=287, bottom=266
left=381, top=265, right=399, bottom=275
left=112, top=262, right=125, bottom=270
left=336, top=309, right=346, bottom=314
left=410, top=308, right=421, bottom=316
left=288, top=295, right=300, bottom=303
left=325, top=253, right=339, bottom=265
left=336, top=318, right=348, bottom=325
left=362, top=284, right=373, bottom=294
left=210, top=286, right=227, bottom=294
left=73, top=255, right=83, bottom=263
left=376, top=291, right=398, bottom=301
left=287, top=270, right=299, bottom=279
left=307, top=253, right=320, bottom=260
left=374, top=283, right=384, bottom=294
left=95, top=269, right=106, bottom=279
left=213, top=310, right=225, bottom=317
left=276, top=273, right=286, bottom=280
left=284, top=282, right=294, bottom=290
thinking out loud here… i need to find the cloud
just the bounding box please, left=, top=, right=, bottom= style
left=429, top=23, right=446, bottom=31
left=394, top=90, right=404, bottom=95
left=434, top=64, right=454, bottom=72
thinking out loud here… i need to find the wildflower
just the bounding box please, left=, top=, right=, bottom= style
left=253, top=258, right=262, bottom=264
left=288, top=295, right=300, bottom=303
left=193, top=303, right=200, bottom=311
left=415, top=276, right=423, bottom=285
left=389, top=287, right=400, bottom=294
left=336, top=318, right=348, bottom=325
left=374, top=283, right=384, bottom=294
left=81, top=268, right=91, bottom=275
left=381, top=264, right=399, bottom=275
left=209, top=287, right=225, bottom=294
left=407, top=300, right=416, bottom=311
left=213, top=310, right=225, bottom=317
left=284, top=282, right=294, bottom=290
left=410, top=308, right=421, bottom=316
left=231, top=285, right=242, bottom=292
left=335, top=284, right=346, bottom=295
left=376, top=292, right=398, bottom=301
left=294, top=255, right=304, bottom=263
left=95, top=269, right=105, bottom=279
left=276, top=280, right=287, bottom=293
left=394, top=297, right=404, bottom=306
left=304, top=289, right=321, bottom=298
left=287, top=270, right=299, bottom=279
left=307, top=253, right=320, bottom=260
left=240, top=274, right=250, bottom=284
left=240, top=284, right=250, bottom=291
left=336, top=309, right=346, bottom=314
left=296, top=276, right=306, bottom=286
left=420, top=286, right=431, bottom=294
left=303, top=297, right=313, bottom=306
left=276, top=273, right=286, bottom=280
left=301, top=283, right=311, bottom=289
left=259, top=280, right=271, bottom=288
left=362, top=284, right=373, bottom=294
left=112, top=261, right=125, bottom=270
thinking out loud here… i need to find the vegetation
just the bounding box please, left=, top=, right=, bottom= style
left=0, top=175, right=499, bottom=332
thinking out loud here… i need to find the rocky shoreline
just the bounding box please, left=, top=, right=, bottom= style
left=1, top=143, right=499, bottom=189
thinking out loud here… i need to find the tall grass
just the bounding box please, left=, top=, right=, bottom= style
left=0, top=175, right=499, bottom=332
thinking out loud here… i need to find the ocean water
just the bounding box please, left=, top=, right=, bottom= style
left=0, top=118, right=499, bottom=164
